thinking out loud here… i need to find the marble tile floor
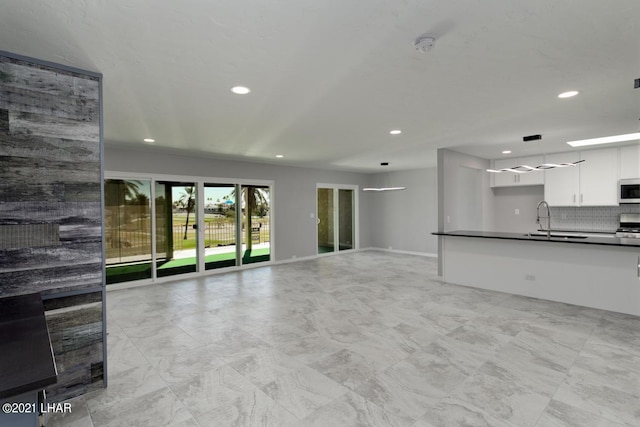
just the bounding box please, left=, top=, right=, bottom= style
left=48, top=251, right=640, bottom=427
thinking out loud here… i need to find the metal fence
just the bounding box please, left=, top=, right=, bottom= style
left=172, top=219, right=270, bottom=250
left=106, top=217, right=270, bottom=262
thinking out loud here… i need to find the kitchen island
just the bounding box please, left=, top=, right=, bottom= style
left=434, top=230, right=640, bottom=316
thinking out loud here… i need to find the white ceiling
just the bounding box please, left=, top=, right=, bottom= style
left=1, top=0, right=639, bottom=172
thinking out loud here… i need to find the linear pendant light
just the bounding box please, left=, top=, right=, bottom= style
left=567, top=132, right=640, bottom=147
left=487, top=160, right=584, bottom=173
left=362, top=187, right=407, bottom=192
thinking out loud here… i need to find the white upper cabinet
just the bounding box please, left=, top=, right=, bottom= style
left=544, top=148, right=618, bottom=206
left=490, top=155, right=544, bottom=187
left=620, top=144, right=640, bottom=179
left=579, top=148, right=618, bottom=206
left=544, top=152, right=579, bottom=206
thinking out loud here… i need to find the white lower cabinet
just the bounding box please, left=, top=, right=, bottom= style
left=544, top=148, right=618, bottom=206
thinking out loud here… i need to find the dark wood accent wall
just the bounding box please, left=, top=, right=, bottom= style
left=0, top=53, right=105, bottom=402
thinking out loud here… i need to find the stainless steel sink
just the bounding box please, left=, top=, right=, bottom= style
left=524, top=232, right=588, bottom=239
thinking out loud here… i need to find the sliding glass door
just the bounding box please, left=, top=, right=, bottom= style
left=241, top=185, right=271, bottom=264
left=155, top=181, right=198, bottom=278
left=104, top=179, right=153, bottom=284
left=203, top=184, right=237, bottom=270
left=104, top=175, right=273, bottom=284
left=338, top=189, right=355, bottom=250
left=317, top=188, right=335, bottom=254
left=317, top=185, right=357, bottom=254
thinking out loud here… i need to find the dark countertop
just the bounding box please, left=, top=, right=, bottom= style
left=432, top=230, right=640, bottom=247
left=0, top=293, right=57, bottom=399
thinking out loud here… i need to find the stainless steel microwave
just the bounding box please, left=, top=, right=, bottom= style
left=619, top=179, right=640, bottom=203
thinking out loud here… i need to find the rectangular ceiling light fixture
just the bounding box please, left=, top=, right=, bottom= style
left=566, top=132, right=640, bottom=147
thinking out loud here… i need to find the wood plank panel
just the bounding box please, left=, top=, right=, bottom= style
left=9, top=111, right=99, bottom=142
left=44, top=294, right=104, bottom=402
left=0, top=223, right=60, bottom=249
left=0, top=201, right=101, bottom=225
left=0, top=58, right=99, bottom=99
left=0, top=132, right=100, bottom=163
left=0, top=262, right=103, bottom=297
left=0, top=242, right=103, bottom=272
left=0, top=53, right=104, bottom=401
left=0, top=86, right=99, bottom=120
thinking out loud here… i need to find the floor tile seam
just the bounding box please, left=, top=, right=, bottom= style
left=515, top=320, right=596, bottom=348
left=301, top=387, right=398, bottom=425
left=115, top=330, right=180, bottom=398
left=171, top=362, right=265, bottom=423
left=64, top=396, right=96, bottom=427
left=86, top=384, right=185, bottom=426
left=157, top=378, right=204, bottom=427
left=453, top=366, right=554, bottom=427
left=308, top=355, right=381, bottom=392
left=583, top=336, right=640, bottom=360
left=544, top=394, right=628, bottom=427
left=538, top=323, right=614, bottom=427
left=347, top=342, right=410, bottom=374
left=423, top=394, right=523, bottom=427
left=564, top=318, right=599, bottom=374
left=587, top=324, right=640, bottom=354
left=255, top=365, right=350, bottom=422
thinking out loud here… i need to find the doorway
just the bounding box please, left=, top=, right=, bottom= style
left=317, top=185, right=357, bottom=254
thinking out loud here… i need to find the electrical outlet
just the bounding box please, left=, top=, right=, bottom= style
left=515, top=209, right=520, bottom=215
left=525, top=274, right=536, bottom=281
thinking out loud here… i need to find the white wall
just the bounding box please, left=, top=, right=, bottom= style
left=368, top=168, right=438, bottom=255
left=437, top=148, right=494, bottom=274
left=490, top=186, right=544, bottom=232
left=105, top=146, right=373, bottom=261
left=437, top=148, right=494, bottom=233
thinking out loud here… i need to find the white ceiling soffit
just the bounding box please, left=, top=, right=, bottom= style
left=0, top=0, right=638, bottom=172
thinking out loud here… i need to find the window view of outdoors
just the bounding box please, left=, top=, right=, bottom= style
left=204, top=184, right=237, bottom=270
left=105, top=179, right=152, bottom=284
left=241, top=185, right=270, bottom=264
left=155, top=181, right=198, bottom=278
left=105, top=179, right=271, bottom=284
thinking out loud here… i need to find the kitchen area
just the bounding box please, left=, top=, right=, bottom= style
left=436, top=144, right=640, bottom=317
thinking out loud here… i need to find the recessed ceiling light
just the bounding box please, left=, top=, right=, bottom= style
left=389, top=130, right=402, bottom=135
left=275, top=154, right=284, bottom=158
left=558, top=90, right=579, bottom=98
left=231, top=86, right=250, bottom=95
left=502, top=150, right=512, bottom=154
left=143, top=138, right=155, bottom=143
left=567, top=132, right=640, bottom=147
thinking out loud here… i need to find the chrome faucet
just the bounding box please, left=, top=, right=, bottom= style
left=536, top=200, right=551, bottom=239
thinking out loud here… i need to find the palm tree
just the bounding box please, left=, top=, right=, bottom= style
left=104, top=179, right=143, bottom=249
left=242, top=187, right=269, bottom=251
left=225, top=186, right=269, bottom=250
left=178, top=186, right=196, bottom=240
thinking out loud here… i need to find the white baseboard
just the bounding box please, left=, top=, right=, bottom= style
left=271, top=254, right=319, bottom=265
left=362, top=247, right=438, bottom=258
left=106, top=248, right=436, bottom=292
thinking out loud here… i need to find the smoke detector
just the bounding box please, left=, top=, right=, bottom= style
left=413, top=36, right=436, bottom=53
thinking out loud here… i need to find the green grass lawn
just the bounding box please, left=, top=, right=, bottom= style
left=106, top=248, right=271, bottom=284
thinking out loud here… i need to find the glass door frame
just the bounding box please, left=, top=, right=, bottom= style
left=105, top=171, right=274, bottom=285
left=316, top=183, right=359, bottom=256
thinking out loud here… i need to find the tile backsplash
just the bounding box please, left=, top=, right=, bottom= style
left=551, top=204, right=640, bottom=232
